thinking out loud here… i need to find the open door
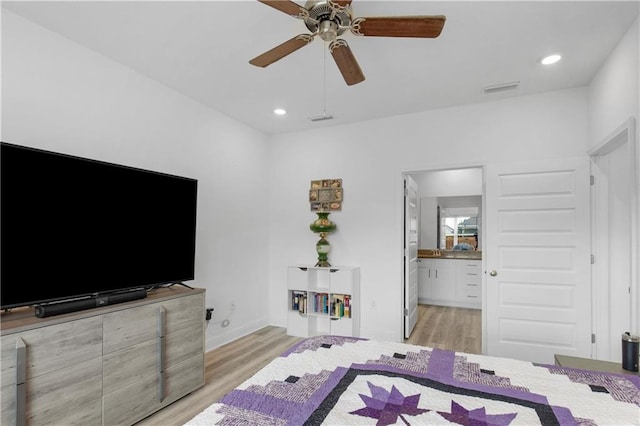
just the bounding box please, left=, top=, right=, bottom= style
left=404, top=175, right=418, bottom=338
left=485, top=157, right=591, bottom=364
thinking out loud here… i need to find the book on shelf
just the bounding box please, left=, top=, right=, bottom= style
left=344, top=295, right=350, bottom=318
left=300, top=294, right=307, bottom=313
left=329, top=294, right=351, bottom=318
left=291, top=291, right=307, bottom=313
left=296, top=291, right=352, bottom=318
left=312, top=292, right=329, bottom=314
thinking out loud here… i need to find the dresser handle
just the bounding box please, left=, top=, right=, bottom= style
left=157, top=306, right=166, bottom=402
left=16, top=338, right=26, bottom=426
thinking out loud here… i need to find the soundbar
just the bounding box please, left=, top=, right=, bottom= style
left=34, top=289, right=148, bottom=318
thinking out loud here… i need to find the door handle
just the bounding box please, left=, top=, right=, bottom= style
left=489, top=270, right=498, bottom=277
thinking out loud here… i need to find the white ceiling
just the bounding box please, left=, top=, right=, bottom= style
left=3, top=1, right=639, bottom=135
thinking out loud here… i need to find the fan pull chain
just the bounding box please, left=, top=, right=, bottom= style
left=308, top=41, right=334, bottom=122
left=322, top=41, right=328, bottom=118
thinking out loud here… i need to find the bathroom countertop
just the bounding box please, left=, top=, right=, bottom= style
left=417, top=249, right=482, bottom=260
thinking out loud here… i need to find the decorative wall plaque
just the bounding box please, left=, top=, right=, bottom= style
left=309, top=179, right=342, bottom=211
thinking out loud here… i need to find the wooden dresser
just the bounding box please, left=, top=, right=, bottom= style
left=0, top=286, right=205, bottom=426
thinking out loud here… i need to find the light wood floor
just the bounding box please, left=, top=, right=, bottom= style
left=137, top=304, right=481, bottom=425
left=406, top=304, right=482, bottom=354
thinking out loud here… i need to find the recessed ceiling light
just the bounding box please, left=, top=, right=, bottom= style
left=540, top=54, right=562, bottom=65
left=274, top=108, right=287, bottom=116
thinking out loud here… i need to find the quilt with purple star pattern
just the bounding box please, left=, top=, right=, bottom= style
left=186, top=335, right=640, bottom=425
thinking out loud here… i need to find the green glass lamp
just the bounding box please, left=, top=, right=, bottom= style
left=309, top=211, right=336, bottom=267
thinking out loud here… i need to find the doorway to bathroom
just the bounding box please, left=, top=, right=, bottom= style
left=403, top=166, right=483, bottom=352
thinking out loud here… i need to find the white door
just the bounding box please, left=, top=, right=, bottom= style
left=485, top=157, right=591, bottom=364
left=404, top=175, right=419, bottom=338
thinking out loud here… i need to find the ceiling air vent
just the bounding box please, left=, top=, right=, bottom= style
left=483, top=81, right=520, bottom=94
left=308, top=114, right=334, bottom=122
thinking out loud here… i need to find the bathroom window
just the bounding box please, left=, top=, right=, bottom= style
left=440, top=207, right=478, bottom=250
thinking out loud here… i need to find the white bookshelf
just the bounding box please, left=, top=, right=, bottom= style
left=286, top=265, right=360, bottom=338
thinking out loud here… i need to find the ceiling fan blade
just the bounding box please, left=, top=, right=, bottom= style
left=258, top=0, right=306, bottom=18
left=250, top=34, right=314, bottom=67
left=329, top=39, right=365, bottom=86
left=351, top=15, right=446, bottom=38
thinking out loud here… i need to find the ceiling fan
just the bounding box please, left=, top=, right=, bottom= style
left=250, top=0, right=446, bottom=86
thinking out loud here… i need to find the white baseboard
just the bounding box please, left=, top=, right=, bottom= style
left=418, top=298, right=481, bottom=310
left=204, top=317, right=270, bottom=352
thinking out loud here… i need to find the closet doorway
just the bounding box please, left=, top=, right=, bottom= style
left=590, top=118, right=638, bottom=362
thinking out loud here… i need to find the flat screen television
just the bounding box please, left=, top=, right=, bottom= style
left=1, top=142, right=198, bottom=310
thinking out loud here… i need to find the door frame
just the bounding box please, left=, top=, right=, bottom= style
left=589, top=117, right=639, bottom=344
left=399, top=163, right=486, bottom=343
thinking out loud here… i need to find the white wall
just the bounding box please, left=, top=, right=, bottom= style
left=588, top=17, right=639, bottom=149
left=412, top=168, right=482, bottom=199
left=267, top=88, right=589, bottom=341
left=1, top=10, right=270, bottom=350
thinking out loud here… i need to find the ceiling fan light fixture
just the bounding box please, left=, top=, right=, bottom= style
left=304, top=0, right=352, bottom=35
left=318, top=20, right=339, bottom=41
left=539, top=54, right=562, bottom=65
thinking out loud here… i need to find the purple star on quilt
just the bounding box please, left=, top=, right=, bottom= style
left=439, top=400, right=517, bottom=426
left=350, top=381, right=429, bottom=425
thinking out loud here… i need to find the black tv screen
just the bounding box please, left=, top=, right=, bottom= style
left=1, top=142, right=198, bottom=309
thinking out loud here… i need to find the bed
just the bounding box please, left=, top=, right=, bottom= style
left=186, top=335, right=640, bottom=425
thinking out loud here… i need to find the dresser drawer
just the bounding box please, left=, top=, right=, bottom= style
left=103, top=303, right=159, bottom=354
left=1, top=356, right=102, bottom=426
left=1, top=316, right=102, bottom=385
left=103, top=338, right=157, bottom=395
